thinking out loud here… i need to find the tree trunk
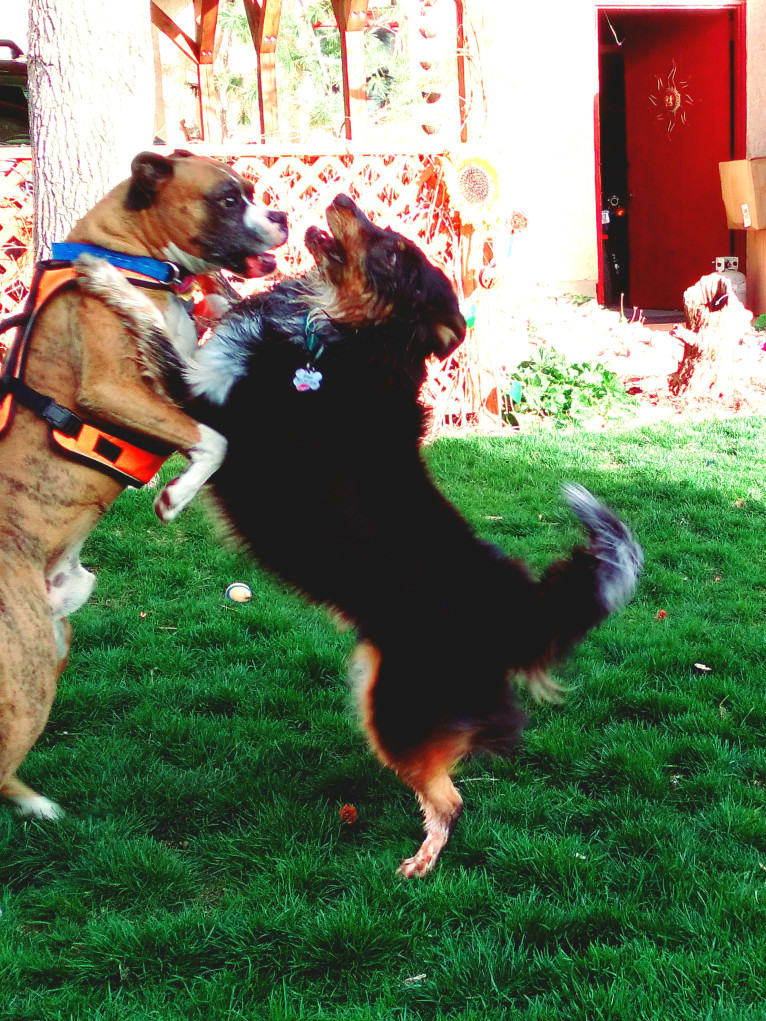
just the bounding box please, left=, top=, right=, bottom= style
left=668, top=272, right=753, bottom=397
left=27, top=0, right=155, bottom=258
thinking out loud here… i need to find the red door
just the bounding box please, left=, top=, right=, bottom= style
left=621, top=11, right=733, bottom=310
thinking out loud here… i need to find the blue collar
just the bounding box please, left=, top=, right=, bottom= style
left=51, top=243, right=182, bottom=284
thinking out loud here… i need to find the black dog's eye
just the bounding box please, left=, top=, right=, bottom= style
left=386, top=241, right=407, bottom=267
left=386, top=240, right=409, bottom=267
left=220, top=193, right=240, bottom=209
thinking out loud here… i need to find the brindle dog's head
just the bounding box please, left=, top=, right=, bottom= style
left=124, top=150, right=288, bottom=278
left=304, top=194, right=465, bottom=359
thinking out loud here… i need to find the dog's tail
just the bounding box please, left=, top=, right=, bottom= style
left=561, top=483, right=643, bottom=613
left=517, top=484, right=643, bottom=703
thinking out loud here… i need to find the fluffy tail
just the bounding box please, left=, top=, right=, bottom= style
left=518, top=484, right=643, bottom=702
left=561, top=483, right=643, bottom=613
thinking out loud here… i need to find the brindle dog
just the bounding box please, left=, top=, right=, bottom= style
left=0, top=151, right=287, bottom=819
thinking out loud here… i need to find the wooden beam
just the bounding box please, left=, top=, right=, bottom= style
left=338, top=29, right=366, bottom=141
left=455, top=0, right=468, bottom=143
left=330, top=0, right=368, bottom=29
left=242, top=0, right=283, bottom=140
left=331, top=0, right=369, bottom=141
left=243, top=0, right=282, bottom=44
left=197, top=0, right=219, bottom=64
left=150, top=2, right=200, bottom=64
left=257, top=49, right=279, bottom=140
left=193, top=0, right=221, bottom=140
left=199, top=63, right=224, bottom=142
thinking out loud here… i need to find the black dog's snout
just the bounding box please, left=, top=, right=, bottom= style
left=267, top=210, right=288, bottom=228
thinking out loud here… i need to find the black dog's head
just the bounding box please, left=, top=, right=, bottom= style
left=304, top=194, right=466, bottom=360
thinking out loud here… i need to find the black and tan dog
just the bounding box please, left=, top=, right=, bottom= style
left=77, top=195, right=642, bottom=876
left=0, top=150, right=287, bottom=820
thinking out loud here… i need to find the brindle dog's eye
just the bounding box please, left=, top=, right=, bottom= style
left=221, top=193, right=239, bottom=209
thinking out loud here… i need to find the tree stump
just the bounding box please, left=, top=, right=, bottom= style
left=668, top=272, right=752, bottom=397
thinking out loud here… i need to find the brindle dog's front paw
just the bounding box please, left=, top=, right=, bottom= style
left=74, top=254, right=167, bottom=338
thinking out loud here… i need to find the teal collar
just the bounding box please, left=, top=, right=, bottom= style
left=293, top=310, right=329, bottom=392
left=303, top=308, right=327, bottom=362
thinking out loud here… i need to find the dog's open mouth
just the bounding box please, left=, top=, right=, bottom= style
left=241, top=252, right=277, bottom=277
left=305, top=225, right=345, bottom=266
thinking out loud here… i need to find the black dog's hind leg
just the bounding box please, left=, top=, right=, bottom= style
left=352, top=642, right=472, bottom=878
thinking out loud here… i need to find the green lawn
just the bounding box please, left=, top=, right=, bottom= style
left=2, top=417, right=765, bottom=1020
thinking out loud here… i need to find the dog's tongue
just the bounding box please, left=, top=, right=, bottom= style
left=244, top=253, right=277, bottom=277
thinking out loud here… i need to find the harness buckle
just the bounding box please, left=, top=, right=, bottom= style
left=40, top=399, right=83, bottom=438
left=162, top=262, right=183, bottom=285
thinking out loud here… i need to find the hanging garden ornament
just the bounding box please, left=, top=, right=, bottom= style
left=443, top=153, right=502, bottom=228
left=415, top=0, right=452, bottom=137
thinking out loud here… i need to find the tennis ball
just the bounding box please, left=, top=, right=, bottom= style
left=225, top=582, right=252, bottom=603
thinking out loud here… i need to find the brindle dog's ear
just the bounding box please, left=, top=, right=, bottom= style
left=126, top=152, right=176, bottom=211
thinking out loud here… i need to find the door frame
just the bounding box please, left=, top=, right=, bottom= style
left=594, top=1, right=747, bottom=306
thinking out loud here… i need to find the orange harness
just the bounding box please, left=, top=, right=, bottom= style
left=0, top=261, right=177, bottom=487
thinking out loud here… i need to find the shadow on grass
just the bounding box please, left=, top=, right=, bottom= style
left=1, top=417, right=764, bottom=1020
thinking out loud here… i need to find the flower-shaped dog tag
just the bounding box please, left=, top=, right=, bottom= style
left=293, top=366, right=323, bottom=392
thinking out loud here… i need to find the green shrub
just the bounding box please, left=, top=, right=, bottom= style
left=504, top=346, right=637, bottom=427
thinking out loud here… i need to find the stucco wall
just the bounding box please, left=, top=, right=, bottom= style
left=478, top=1, right=600, bottom=294
left=747, top=0, right=766, bottom=155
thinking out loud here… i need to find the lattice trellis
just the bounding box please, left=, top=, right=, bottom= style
left=0, top=156, right=33, bottom=319
left=0, top=150, right=460, bottom=310
left=231, top=151, right=458, bottom=289
left=0, top=149, right=502, bottom=430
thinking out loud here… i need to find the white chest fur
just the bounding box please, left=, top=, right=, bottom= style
left=162, top=294, right=198, bottom=359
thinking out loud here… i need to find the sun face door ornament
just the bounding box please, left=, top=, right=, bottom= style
left=649, top=60, right=694, bottom=138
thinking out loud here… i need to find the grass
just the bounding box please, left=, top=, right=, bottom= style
left=1, top=416, right=765, bottom=1020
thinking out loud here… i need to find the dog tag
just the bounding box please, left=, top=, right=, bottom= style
left=293, top=366, right=323, bottom=392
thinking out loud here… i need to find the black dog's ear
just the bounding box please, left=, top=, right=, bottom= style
left=126, top=152, right=176, bottom=211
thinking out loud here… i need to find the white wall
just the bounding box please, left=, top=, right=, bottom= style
left=475, top=1, right=600, bottom=294
left=747, top=0, right=766, bottom=155
left=3, top=3, right=28, bottom=50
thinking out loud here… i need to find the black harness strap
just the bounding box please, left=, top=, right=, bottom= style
left=1, top=375, right=83, bottom=437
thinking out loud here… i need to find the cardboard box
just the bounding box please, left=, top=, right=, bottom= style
left=719, top=158, right=766, bottom=230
